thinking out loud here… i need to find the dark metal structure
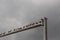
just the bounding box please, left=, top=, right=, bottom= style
left=0, top=17, right=48, bottom=40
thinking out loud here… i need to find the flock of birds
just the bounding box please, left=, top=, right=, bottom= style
left=0, top=18, right=44, bottom=37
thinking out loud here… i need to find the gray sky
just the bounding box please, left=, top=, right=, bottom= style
left=0, top=0, right=60, bottom=40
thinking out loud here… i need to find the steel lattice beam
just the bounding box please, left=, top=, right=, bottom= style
left=0, top=17, right=47, bottom=40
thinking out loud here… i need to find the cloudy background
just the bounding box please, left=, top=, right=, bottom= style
left=0, top=0, right=60, bottom=40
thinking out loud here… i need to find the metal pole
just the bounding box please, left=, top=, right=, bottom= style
left=44, top=17, right=47, bottom=40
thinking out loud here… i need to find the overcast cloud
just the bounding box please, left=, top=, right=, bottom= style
left=0, top=0, right=60, bottom=40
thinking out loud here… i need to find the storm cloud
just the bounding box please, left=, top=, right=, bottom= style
left=0, top=0, right=60, bottom=40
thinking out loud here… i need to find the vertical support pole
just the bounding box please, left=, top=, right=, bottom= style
left=44, top=17, right=47, bottom=40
